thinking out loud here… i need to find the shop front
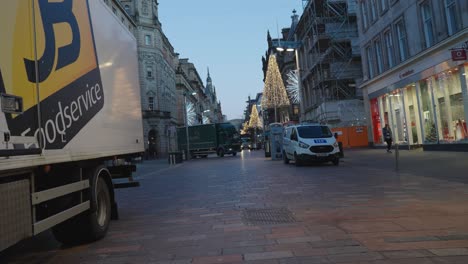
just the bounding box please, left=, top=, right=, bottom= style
left=369, top=63, right=468, bottom=151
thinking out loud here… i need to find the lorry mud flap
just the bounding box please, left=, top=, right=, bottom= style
left=109, top=165, right=140, bottom=188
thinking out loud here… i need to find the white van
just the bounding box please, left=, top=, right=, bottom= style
left=283, top=124, right=340, bottom=166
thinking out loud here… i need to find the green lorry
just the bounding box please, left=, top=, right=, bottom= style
left=177, top=123, right=241, bottom=158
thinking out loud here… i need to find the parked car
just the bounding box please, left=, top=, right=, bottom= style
left=283, top=124, right=340, bottom=166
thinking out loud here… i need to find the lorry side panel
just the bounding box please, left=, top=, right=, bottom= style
left=0, top=0, right=144, bottom=171
left=177, top=123, right=241, bottom=156
left=177, top=124, right=217, bottom=151
left=190, top=124, right=217, bottom=150
left=1, top=0, right=143, bottom=251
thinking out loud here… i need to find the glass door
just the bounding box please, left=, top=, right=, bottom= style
left=390, top=89, right=407, bottom=144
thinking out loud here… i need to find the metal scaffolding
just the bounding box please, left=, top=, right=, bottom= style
left=298, top=0, right=363, bottom=125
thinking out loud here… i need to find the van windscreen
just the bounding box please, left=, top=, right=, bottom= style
left=297, top=126, right=333, bottom=138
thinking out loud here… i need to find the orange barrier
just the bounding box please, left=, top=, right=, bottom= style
left=331, top=126, right=368, bottom=148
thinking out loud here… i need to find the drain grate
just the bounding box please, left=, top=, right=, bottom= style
left=242, top=208, right=296, bottom=225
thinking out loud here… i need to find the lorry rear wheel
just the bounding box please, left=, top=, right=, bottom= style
left=88, top=177, right=112, bottom=240
left=52, top=173, right=112, bottom=245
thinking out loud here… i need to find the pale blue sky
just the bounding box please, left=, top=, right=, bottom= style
left=159, top=1, right=304, bottom=120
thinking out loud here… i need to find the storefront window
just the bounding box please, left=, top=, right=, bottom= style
left=420, top=79, right=438, bottom=143
left=371, top=65, right=468, bottom=147
left=381, top=95, right=389, bottom=125
left=390, top=89, right=407, bottom=143
left=404, top=85, right=421, bottom=144
left=371, top=98, right=382, bottom=144
left=435, top=69, right=466, bottom=143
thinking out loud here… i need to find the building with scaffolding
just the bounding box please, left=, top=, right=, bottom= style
left=295, top=0, right=365, bottom=127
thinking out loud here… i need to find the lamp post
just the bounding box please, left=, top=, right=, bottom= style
left=275, top=40, right=303, bottom=122
left=184, top=91, right=197, bottom=160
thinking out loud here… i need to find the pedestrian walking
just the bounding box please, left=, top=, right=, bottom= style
left=383, top=124, right=392, bottom=153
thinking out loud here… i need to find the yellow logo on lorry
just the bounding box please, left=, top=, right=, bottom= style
left=0, top=0, right=103, bottom=149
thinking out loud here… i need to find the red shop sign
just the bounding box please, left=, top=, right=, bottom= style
left=451, top=49, right=467, bottom=61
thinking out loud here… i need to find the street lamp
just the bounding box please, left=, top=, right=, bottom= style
left=184, top=91, right=197, bottom=159
left=274, top=39, right=303, bottom=122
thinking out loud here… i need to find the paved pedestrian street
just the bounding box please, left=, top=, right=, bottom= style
left=2, top=149, right=468, bottom=264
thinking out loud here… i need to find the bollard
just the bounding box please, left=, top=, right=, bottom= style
left=395, top=143, right=399, bottom=171
left=168, top=153, right=174, bottom=165
left=338, top=142, right=344, bottom=158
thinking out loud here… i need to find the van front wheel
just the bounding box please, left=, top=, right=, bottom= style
left=294, top=153, right=302, bottom=167
left=332, top=158, right=340, bottom=166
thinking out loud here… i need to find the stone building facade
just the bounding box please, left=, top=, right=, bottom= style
left=176, top=61, right=223, bottom=127
left=106, top=0, right=225, bottom=156
left=120, top=0, right=179, bottom=157
left=176, top=59, right=206, bottom=126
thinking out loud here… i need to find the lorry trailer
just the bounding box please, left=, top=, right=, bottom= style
left=0, top=0, right=143, bottom=250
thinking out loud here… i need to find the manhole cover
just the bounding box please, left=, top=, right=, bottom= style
left=242, top=208, right=296, bottom=225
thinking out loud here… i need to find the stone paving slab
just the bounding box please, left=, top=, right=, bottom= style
left=3, top=150, right=468, bottom=264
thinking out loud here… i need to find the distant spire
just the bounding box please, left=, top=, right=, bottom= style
left=206, top=67, right=213, bottom=94
left=207, top=67, right=212, bottom=83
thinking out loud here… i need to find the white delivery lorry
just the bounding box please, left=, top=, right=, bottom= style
left=0, top=0, right=144, bottom=250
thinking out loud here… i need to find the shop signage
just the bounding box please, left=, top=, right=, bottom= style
left=450, top=41, right=468, bottom=61
left=399, top=69, right=414, bottom=79
left=451, top=49, right=467, bottom=61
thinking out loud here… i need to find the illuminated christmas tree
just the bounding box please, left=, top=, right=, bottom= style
left=248, top=105, right=261, bottom=129
left=240, top=121, right=249, bottom=135
left=248, top=105, right=262, bottom=148
left=262, top=55, right=290, bottom=122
